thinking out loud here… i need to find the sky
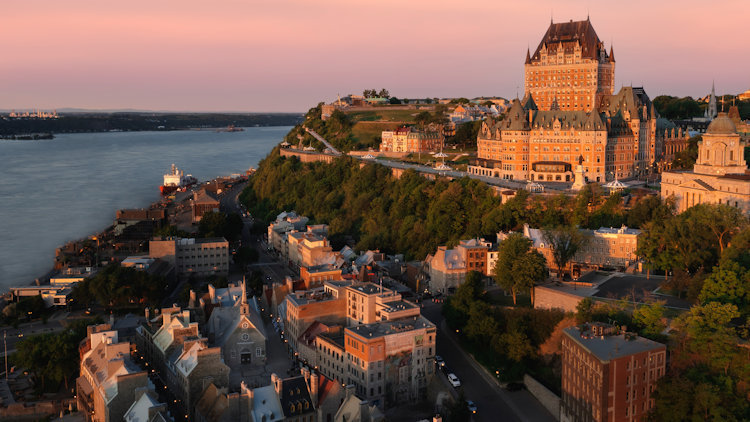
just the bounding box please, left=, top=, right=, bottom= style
left=2, top=0, right=749, bottom=113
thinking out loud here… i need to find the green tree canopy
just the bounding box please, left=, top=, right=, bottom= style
left=493, top=233, right=548, bottom=305
left=541, top=225, right=587, bottom=279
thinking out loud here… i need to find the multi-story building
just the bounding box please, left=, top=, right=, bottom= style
left=267, top=212, right=310, bottom=257
left=344, top=282, right=420, bottom=326
left=288, top=231, right=335, bottom=270
left=149, top=237, right=229, bottom=277
left=135, top=307, right=230, bottom=421
left=425, top=238, right=493, bottom=292
left=524, top=17, right=614, bottom=113
left=522, top=224, right=640, bottom=272
left=379, top=126, right=444, bottom=153
left=124, top=389, right=172, bottom=422
left=471, top=18, right=685, bottom=183
left=342, top=316, right=436, bottom=407
left=284, top=281, right=351, bottom=352
left=77, top=324, right=151, bottom=422
left=561, top=323, right=666, bottom=422
left=661, top=112, right=750, bottom=214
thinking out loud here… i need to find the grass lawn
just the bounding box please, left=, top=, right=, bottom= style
left=347, top=109, right=419, bottom=123
left=351, top=121, right=402, bottom=147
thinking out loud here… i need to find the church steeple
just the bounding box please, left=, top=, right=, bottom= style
left=609, top=45, right=615, bottom=63
left=705, top=81, right=717, bottom=120
left=525, top=48, right=532, bottom=64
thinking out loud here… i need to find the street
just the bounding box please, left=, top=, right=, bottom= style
left=421, top=300, right=556, bottom=422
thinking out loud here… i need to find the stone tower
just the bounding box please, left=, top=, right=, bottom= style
left=705, top=82, right=718, bottom=120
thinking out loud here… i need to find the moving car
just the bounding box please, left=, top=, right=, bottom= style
left=467, top=400, right=477, bottom=414
left=447, top=373, right=461, bottom=388
left=435, top=355, right=445, bottom=368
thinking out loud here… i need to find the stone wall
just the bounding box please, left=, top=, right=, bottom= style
left=280, top=148, right=337, bottom=163
left=534, top=286, right=583, bottom=313
left=523, top=374, right=560, bottom=421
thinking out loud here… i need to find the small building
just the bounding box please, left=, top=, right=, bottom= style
left=191, top=189, right=220, bottom=223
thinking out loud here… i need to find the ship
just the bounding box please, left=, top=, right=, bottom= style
left=215, top=125, right=244, bottom=132
left=160, top=164, right=197, bottom=195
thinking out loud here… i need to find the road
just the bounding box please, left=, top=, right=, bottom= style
left=354, top=156, right=575, bottom=193
left=304, top=127, right=342, bottom=155
left=220, top=182, right=296, bottom=285
left=421, top=300, right=556, bottom=422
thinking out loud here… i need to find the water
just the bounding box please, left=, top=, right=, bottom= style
left=0, top=127, right=289, bottom=291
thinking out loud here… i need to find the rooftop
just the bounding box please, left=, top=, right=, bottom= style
left=347, top=315, right=435, bottom=339
left=563, top=325, right=665, bottom=362
left=378, top=300, right=417, bottom=313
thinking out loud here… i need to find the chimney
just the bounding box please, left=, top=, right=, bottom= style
left=144, top=307, right=150, bottom=320
left=241, top=381, right=254, bottom=412
left=528, top=109, right=533, bottom=123
left=345, top=384, right=355, bottom=401
left=271, top=373, right=282, bottom=395
left=301, top=366, right=310, bottom=386
left=109, top=312, right=114, bottom=327
left=310, top=372, right=319, bottom=405
left=359, top=400, right=370, bottom=420
left=286, top=276, right=294, bottom=292
left=189, top=290, right=197, bottom=308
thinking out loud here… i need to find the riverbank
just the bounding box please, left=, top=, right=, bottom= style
left=0, top=126, right=288, bottom=290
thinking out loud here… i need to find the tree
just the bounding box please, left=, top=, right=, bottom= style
left=698, top=260, right=749, bottom=315
left=575, top=297, right=594, bottom=324
left=494, top=233, right=548, bottom=306
left=690, top=203, right=748, bottom=255
left=388, top=97, right=401, bottom=105
left=378, top=88, right=390, bottom=98
left=542, top=226, right=586, bottom=279
left=415, top=111, right=432, bottom=128
left=632, top=301, right=666, bottom=338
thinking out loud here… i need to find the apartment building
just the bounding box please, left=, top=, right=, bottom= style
left=379, top=126, right=444, bottom=153
left=284, top=281, right=351, bottom=352
left=342, top=316, right=436, bottom=406
left=149, top=237, right=229, bottom=276
left=561, top=323, right=666, bottom=422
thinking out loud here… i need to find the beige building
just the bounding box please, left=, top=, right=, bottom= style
left=284, top=281, right=351, bottom=352
left=379, top=126, right=444, bottom=153
left=149, top=237, right=229, bottom=276
left=425, top=238, right=493, bottom=292
left=661, top=112, right=750, bottom=214
left=77, top=325, right=150, bottom=422
left=523, top=224, right=640, bottom=272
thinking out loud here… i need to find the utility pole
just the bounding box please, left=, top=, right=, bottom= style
left=4, top=330, right=7, bottom=381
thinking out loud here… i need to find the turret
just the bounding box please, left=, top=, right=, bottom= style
left=609, top=45, right=615, bottom=63
left=525, top=48, right=532, bottom=64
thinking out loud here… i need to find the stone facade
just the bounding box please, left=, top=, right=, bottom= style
left=661, top=112, right=750, bottom=214
left=149, top=237, right=229, bottom=277
left=379, top=126, right=444, bottom=153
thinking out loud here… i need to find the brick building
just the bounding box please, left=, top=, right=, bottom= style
left=561, top=323, right=667, bottom=422
left=470, top=18, right=687, bottom=183
left=425, top=238, right=493, bottom=292
left=191, top=188, right=220, bottom=223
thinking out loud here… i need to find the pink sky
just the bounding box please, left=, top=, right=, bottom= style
left=2, top=0, right=748, bottom=112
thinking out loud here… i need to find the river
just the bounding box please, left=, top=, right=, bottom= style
left=0, top=127, right=289, bottom=291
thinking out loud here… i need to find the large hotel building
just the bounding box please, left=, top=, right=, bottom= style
left=470, top=18, right=689, bottom=183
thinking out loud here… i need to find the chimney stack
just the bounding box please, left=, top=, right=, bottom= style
left=310, top=372, right=319, bottom=405
left=271, top=373, right=282, bottom=394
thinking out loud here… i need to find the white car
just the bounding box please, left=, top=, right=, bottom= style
left=447, top=373, right=461, bottom=388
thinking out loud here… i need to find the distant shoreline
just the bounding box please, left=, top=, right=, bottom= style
left=0, top=112, right=303, bottom=137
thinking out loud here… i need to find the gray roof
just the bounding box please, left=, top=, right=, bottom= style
left=563, top=326, right=665, bottom=362
left=346, top=316, right=435, bottom=339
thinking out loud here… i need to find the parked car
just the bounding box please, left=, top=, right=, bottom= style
left=447, top=373, right=461, bottom=388
left=466, top=400, right=478, bottom=414
left=435, top=355, right=445, bottom=368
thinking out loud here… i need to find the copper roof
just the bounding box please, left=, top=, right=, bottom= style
left=531, top=18, right=606, bottom=61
